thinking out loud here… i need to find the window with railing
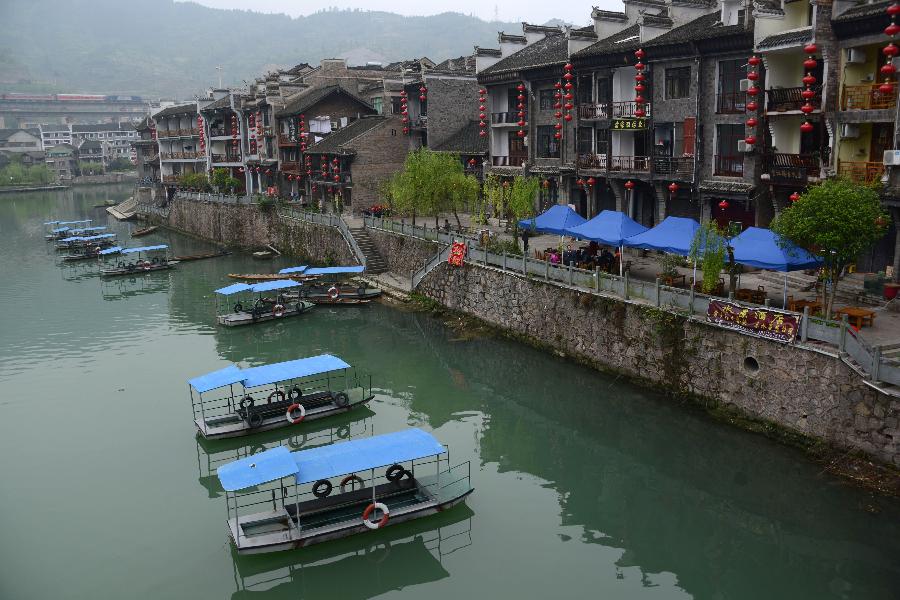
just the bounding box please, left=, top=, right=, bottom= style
left=715, top=124, right=743, bottom=176
left=767, top=86, right=822, bottom=112
left=764, top=153, right=820, bottom=182
left=717, top=59, right=746, bottom=114
left=842, top=83, right=898, bottom=110
left=536, top=126, right=559, bottom=158
left=665, top=66, right=691, bottom=99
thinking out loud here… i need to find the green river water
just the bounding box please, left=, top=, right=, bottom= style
left=1, top=185, right=899, bottom=600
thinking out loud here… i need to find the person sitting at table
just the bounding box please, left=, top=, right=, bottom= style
left=549, top=249, right=560, bottom=264
left=587, top=241, right=599, bottom=258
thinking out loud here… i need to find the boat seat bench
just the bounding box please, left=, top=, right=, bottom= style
left=279, top=479, right=425, bottom=529
left=238, top=390, right=336, bottom=420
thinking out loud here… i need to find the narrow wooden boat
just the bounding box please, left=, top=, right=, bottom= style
left=215, top=279, right=315, bottom=327
left=252, top=250, right=274, bottom=259
left=100, top=245, right=176, bottom=277
left=174, top=250, right=230, bottom=262
left=189, top=354, right=374, bottom=440
left=216, top=429, right=474, bottom=554
left=131, top=225, right=158, bottom=237
left=227, top=272, right=318, bottom=282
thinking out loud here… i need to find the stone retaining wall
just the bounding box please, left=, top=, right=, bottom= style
left=366, top=228, right=442, bottom=278
left=418, top=261, right=900, bottom=466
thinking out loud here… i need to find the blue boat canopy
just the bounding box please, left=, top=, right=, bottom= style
left=120, top=244, right=167, bottom=254
left=71, top=226, right=107, bottom=234
left=218, top=446, right=298, bottom=492
left=729, top=227, right=822, bottom=271
left=188, top=364, right=245, bottom=393
left=624, top=216, right=700, bottom=256
left=518, top=204, right=587, bottom=236
left=248, top=279, right=301, bottom=293
left=57, top=219, right=92, bottom=225
left=98, top=246, right=123, bottom=255
left=50, top=226, right=70, bottom=233
left=566, top=210, right=648, bottom=246
left=216, top=429, right=447, bottom=491
left=44, top=221, right=61, bottom=225
left=278, top=265, right=308, bottom=274
left=214, top=282, right=252, bottom=295
left=241, top=354, right=351, bottom=388
left=80, top=233, right=116, bottom=241
left=304, top=266, right=365, bottom=275
left=59, top=235, right=84, bottom=242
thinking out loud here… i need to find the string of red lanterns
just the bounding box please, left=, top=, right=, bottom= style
left=563, top=63, right=574, bottom=123
left=400, top=90, right=409, bottom=135
left=800, top=43, right=818, bottom=133
left=419, top=85, right=427, bottom=102
left=516, top=83, right=527, bottom=138
left=477, top=88, right=487, bottom=138
left=745, top=55, right=761, bottom=146
left=882, top=3, right=900, bottom=96
left=197, top=115, right=205, bottom=156
left=634, top=50, right=646, bottom=118
left=553, top=80, right=563, bottom=140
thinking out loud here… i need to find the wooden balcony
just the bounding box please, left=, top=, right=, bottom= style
left=491, top=154, right=527, bottom=167
left=491, top=112, right=518, bottom=125
left=838, top=160, right=884, bottom=183
left=279, top=134, right=300, bottom=146
left=716, top=91, right=746, bottom=114
left=652, top=156, right=693, bottom=177
left=714, top=154, right=743, bottom=177
left=579, top=104, right=609, bottom=120
left=211, top=153, right=241, bottom=163
left=766, top=86, right=821, bottom=112
left=609, top=155, right=650, bottom=172
left=611, top=101, right=651, bottom=119
left=842, top=83, right=898, bottom=110
left=763, top=153, right=820, bottom=183
left=577, top=153, right=608, bottom=170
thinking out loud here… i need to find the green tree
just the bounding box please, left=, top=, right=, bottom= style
left=689, top=222, right=727, bottom=295
left=507, top=175, right=539, bottom=237
left=771, top=179, right=889, bottom=316
left=178, top=172, right=209, bottom=190
left=389, top=149, right=479, bottom=228
left=481, top=173, right=509, bottom=225
left=78, top=161, right=103, bottom=175
left=210, top=167, right=230, bottom=192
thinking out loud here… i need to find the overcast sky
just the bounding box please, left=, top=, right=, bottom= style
left=176, top=0, right=606, bottom=27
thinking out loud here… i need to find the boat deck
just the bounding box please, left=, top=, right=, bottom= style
left=217, top=302, right=313, bottom=327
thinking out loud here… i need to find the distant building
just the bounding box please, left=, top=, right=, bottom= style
left=0, top=128, right=43, bottom=153
left=39, top=124, right=72, bottom=149
left=76, top=138, right=104, bottom=169
left=45, top=143, right=78, bottom=181
left=133, top=116, right=160, bottom=182
left=72, top=122, right=137, bottom=164
left=153, top=102, right=203, bottom=185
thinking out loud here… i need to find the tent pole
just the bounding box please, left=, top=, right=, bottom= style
left=619, top=244, right=624, bottom=277
left=783, top=272, right=788, bottom=309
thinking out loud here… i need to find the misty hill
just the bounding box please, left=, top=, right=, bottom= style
left=0, top=0, right=522, bottom=98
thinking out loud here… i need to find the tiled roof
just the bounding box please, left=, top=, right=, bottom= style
left=305, top=116, right=386, bottom=154
left=203, top=96, right=234, bottom=111
left=276, top=85, right=374, bottom=118
left=78, top=139, right=102, bottom=150
left=0, top=128, right=40, bottom=140
left=431, top=121, right=488, bottom=154
left=833, top=0, right=891, bottom=21
left=757, top=27, right=811, bottom=49
left=643, top=13, right=674, bottom=27
left=644, top=11, right=749, bottom=47
left=480, top=33, right=569, bottom=76
left=154, top=103, right=197, bottom=119
left=699, top=179, right=754, bottom=194
left=592, top=9, right=627, bottom=20
left=572, top=24, right=641, bottom=59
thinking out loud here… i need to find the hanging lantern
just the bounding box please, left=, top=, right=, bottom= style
left=744, top=135, right=757, bottom=145
left=802, top=74, right=817, bottom=86
left=554, top=82, right=562, bottom=89
left=746, top=86, right=760, bottom=96
left=880, top=81, right=895, bottom=94
left=801, top=103, right=815, bottom=114
left=747, top=71, right=759, bottom=81
left=587, top=177, right=596, bottom=187
left=718, top=199, right=729, bottom=209
left=801, top=88, right=817, bottom=99
left=803, top=43, right=818, bottom=54
left=635, top=48, right=645, bottom=59
left=517, top=83, right=525, bottom=91
left=543, top=179, right=550, bottom=189
left=881, top=63, right=897, bottom=76
left=624, top=180, right=635, bottom=190
left=746, top=100, right=759, bottom=111
left=746, top=117, right=758, bottom=127
left=789, top=192, right=801, bottom=203
left=748, top=55, right=761, bottom=66
left=800, top=121, right=814, bottom=133
left=576, top=178, right=585, bottom=187
left=333, top=174, right=340, bottom=182
left=803, top=58, right=818, bottom=70
left=889, top=3, right=900, bottom=15
left=668, top=182, right=678, bottom=194
left=468, top=158, right=477, bottom=166
left=635, top=73, right=646, bottom=82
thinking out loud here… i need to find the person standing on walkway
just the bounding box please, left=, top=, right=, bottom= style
left=521, top=228, right=530, bottom=256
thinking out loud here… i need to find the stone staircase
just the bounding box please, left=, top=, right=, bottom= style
left=106, top=195, right=139, bottom=220
left=350, top=227, right=388, bottom=274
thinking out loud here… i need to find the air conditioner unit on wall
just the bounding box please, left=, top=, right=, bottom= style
left=846, top=48, right=866, bottom=64
left=884, top=150, right=900, bottom=165
left=739, top=79, right=751, bottom=91
left=841, top=123, right=860, bottom=139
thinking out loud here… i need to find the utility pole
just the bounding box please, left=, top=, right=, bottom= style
left=216, top=66, right=222, bottom=88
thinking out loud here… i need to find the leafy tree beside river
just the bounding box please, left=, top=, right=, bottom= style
left=0, top=154, right=52, bottom=186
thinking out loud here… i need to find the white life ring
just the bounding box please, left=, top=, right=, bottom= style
left=285, top=403, right=306, bottom=424
left=273, top=303, right=285, bottom=317
left=362, top=502, right=389, bottom=530
left=328, top=286, right=339, bottom=300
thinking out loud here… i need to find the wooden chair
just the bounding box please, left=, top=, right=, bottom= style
left=787, top=295, right=796, bottom=311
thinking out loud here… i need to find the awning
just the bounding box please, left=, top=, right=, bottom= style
left=729, top=227, right=822, bottom=271
left=303, top=266, right=365, bottom=275
left=249, top=280, right=301, bottom=293
left=188, top=365, right=245, bottom=393
left=241, top=354, right=351, bottom=388
left=70, top=226, right=107, bottom=234
left=218, top=446, right=298, bottom=492
left=120, top=245, right=168, bottom=254
left=518, top=205, right=587, bottom=236
left=98, top=246, right=123, bottom=255
left=293, top=429, right=447, bottom=485
left=278, top=265, right=308, bottom=274
left=624, top=216, right=700, bottom=256
left=81, top=233, right=116, bottom=241
left=214, top=283, right=252, bottom=295
left=56, top=219, right=92, bottom=225
left=566, top=210, right=648, bottom=246
left=50, top=227, right=70, bottom=233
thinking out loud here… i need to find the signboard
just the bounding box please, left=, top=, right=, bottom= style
left=706, top=300, right=800, bottom=343
left=613, top=118, right=647, bottom=130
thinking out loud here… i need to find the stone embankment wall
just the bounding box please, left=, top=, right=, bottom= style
left=417, top=261, right=900, bottom=466
left=366, top=228, right=442, bottom=278
left=72, top=172, right=137, bottom=185
left=156, top=196, right=356, bottom=265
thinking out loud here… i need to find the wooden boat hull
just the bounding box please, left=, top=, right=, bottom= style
left=217, top=301, right=314, bottom=327
left=174, top=251, right=229, bottom=262
left=228, top=482, right=474, bottom=555
left=195, top=395, right=373, bottom=440
left=61, top=252, right=104, bottom=261
left=227, top=273, right=318, bottom=282
left=56, top=240, right=116, bottom=250
left=131, top=226, right=158, bottom=237
left=101, top=262, right=177, bottom=277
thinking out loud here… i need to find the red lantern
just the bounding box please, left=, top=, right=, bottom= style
left=635, top=48, right=645, bottom=59
left=789, top=192, right=800, bottom=203
left=801, top=88, right=816, bottom=99
left=403, top=127, right=409, bottom=134
left=564, top=63, right=573, bottom=71
left=744, top=135, right=756, bottom=145
left=747, top=71, right=759, bottom=81
left=889, top=3, right=900, bottom=15
left=718, top=199, right=729, bottom=209
left=802, top=74, right=817, bottom=86
left=748, top=55, right=761, bottom=66
left=635, top=73, right=646, bottom=82
left=634, top=62, right=645, bottom=71
left=800, top=121, right=814, bottom=133
left=882, top=63, right=897, bottom=75
left=746, top=117, right=758, bottom=127
left=634, top=83, right=645, bottom=93
left=564, top=103, right=573, bottom=110
left=803, top=58, right=817, bottom=70
left=880, top=81, right=896, bottom=94
left=624, top=180, right=635, bottom=190
left=635, top=95, right=646, bottom=104
left=886, top=43, right=900, bottom=57
left=564, top=114, right=572, bottom=122
left=517, top=130, right=525, bottom=137
left=419, top=95, right=426, bottom=101
left=564, top=82, right=573, bottom=90
left=587, top=177, right=596, bottom=187
left=668, top=182, right=678, bottom=194
left=563, top=72, right=574, bottom=81
left=746, top=87, right=759, bottom=96
left=803, top=43, right=818, bottom=54
left=517, top=83, right=525, bottom=91
left=576, top=178, right=585, bottom=186
left=479, top=131, right=487, bottom=137
left=468, top=158, right=476, bottom=166
left=333, top=175, right=340, bottom=182
left=479, top=88, right=486, bottom=94
left=635, top=108, right=646, bottom=117
left=746, top=101, right=759, bottom=111
left=554, top=132, right=562, bottom=140
left=801, top=103, right=814, bottom=114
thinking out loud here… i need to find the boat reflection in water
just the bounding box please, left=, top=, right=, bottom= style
left=229, top=505, right=473, bottom=599
left=100, top=272, right=171, bottom=301
left=195, top=411, right=375, bottom=499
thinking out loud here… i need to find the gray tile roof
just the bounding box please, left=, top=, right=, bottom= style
left=276, top=85, right=374, bottom=118
left=756, top=27, right=811, bottom=50
left=572, top=24, right=641, bottom=59
left=0, top=128, right=40, bottom=140
left=431, top=120, right=488, bottom=154
left=305, top=116, right=387, bottom=154
left=833, top=0, right=891, bottom=21
left=202, top=96, right=235, bottom=111
left=699, top=179, right=754, bottom=194
left=153, top=103, right=198, bottom=119
left=644, top=11, right=749, bottom=47
left=480, top=33, right=569, bottom=76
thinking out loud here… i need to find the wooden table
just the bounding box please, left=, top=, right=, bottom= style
left=658, top=273, right=686, bottom=288
left=736, top=288, right=766, bottom=304
left=834, top=306, right=876, bottom=328
left=791, top=299, right=822, bottom=315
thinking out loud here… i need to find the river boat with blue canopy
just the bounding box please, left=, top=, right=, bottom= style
left=282, top=266, right=381, bottom=304
left=60, top=242, right=120, bottom=262
left=55, top=232, right=117, bottom=250
left=227, top=265, right=319, bottom=283
left=100, top=244, right=177, bottom=276
left=44, top=219, right=92, bottom=239
left=189, top=354, right=374, bottom=440
left=215, top=280, right=314, bottom=326
left=216, top=428, right=474, bottom=554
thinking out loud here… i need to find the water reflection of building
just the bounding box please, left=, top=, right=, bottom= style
left=195, top=414, right=374, bottom=499
left=229, top=507, right=472, bottom=599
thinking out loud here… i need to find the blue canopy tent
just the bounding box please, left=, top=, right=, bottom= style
left=728, top=227, right=822, bottom=306
left=624, top=216, right=700, bottom=256
left=278, top=265, right=308, bottom=274
left=518, top=205, right=587, bottom=236
left=566, top=210, right=648, bottom=275
left=304, top=266, right=366, bottom=276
